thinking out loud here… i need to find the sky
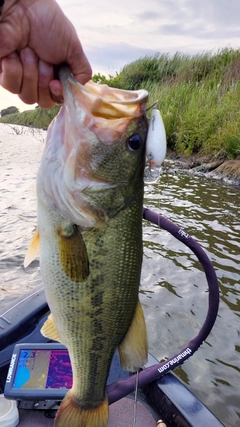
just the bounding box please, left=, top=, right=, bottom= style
left=1, top=0, right=240, bottom=111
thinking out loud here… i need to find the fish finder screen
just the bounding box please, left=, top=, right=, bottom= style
left=13, top=349, right=73, bottom=390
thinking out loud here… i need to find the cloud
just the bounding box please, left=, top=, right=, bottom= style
left=86, top=42, right=157, bottom=74
left=186, top=0, right=240, bottom=27
left=134, top=10, right=162, bottom=22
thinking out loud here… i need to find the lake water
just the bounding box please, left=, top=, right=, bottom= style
left=142, top=172, right=240, bottom=427
left=0, top=127, right=239, bottom=427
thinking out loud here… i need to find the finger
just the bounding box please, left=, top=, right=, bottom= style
left=18, top=47, right=38, bottom=104
left=49, top=79, right=64, bottom=104
left=65, top=38, right=92, bottom=85
left=0, top=23, right=22, bottom=58
left=38, top=60, right=55, bottom=109
left=72, top=51, right=92, bottom=85
left=0, top=52, right=23, bottom=93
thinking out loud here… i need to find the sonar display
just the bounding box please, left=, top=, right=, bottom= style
left=13, top=349, right=73, bottom=390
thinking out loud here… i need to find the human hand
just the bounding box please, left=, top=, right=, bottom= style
left=0, top=0, right=92, bottom=108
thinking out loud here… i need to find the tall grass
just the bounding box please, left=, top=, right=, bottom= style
left=109, top=48, right=240, bottom=156
left=1, top=48, right=240, bottom=157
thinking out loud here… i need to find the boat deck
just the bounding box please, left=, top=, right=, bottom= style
left=18, top=397, right=158, bottom=426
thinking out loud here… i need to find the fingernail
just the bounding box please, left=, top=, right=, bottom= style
left=50, top=86, right=61, bottom=97
left=39, top=59, right=52, bottom=75
left=20, top=47, right=37, bottom=64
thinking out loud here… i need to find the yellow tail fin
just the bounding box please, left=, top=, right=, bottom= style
left=54, top=390, right=108, bottom=427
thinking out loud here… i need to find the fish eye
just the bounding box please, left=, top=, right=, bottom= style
left=127, top=134, right=142, bottom=151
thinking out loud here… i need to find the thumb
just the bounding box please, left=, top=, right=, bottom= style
left=65, top=42, right=92, bottom=85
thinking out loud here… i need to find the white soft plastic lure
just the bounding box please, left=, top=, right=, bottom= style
left=144, top=108, right=167, bottom=183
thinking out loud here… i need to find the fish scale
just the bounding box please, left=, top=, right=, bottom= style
left=25, top=66, right=149, bottom=427
left=40, top=204, right=142, bottom=401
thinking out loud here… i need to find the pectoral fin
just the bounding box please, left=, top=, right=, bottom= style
left=41, top=313, right=62, bottom=342
left=24, top=228, right=40, bottom=268
left=118, top=299, right=148, bottom=372
left=58, top=224, right=89, bottom=282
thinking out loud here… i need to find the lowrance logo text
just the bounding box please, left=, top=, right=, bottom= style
left=6, top=353, right=17, bottom=383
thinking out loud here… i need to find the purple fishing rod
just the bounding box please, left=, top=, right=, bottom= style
left=106, top=207, right=219, bottom=404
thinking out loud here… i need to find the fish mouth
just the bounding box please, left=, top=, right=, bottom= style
left=38, top=67, right=148, bottom=228
left=59, top=66, right=148, bottom=144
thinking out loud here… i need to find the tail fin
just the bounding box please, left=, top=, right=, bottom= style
left=54, top=390, right=109, bottom=427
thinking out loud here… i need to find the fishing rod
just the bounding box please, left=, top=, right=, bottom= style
left=106, top=207, right=220, bottom=404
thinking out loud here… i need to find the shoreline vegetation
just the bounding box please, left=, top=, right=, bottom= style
left=1, top=48, right=240, bottom=184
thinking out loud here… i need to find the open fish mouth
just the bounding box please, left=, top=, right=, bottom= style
left=37, top=67, right=149, bottom=227
left=59, top=65, right=148, bottom=145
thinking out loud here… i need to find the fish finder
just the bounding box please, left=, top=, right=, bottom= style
left=4, top=343, right=72, bottom=400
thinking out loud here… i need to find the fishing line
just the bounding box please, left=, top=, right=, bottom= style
left=145, top=100, right=159, bottom=112
left=106, top=208, right=219, bottom=404
left=132, top=370, right=139, bottom=427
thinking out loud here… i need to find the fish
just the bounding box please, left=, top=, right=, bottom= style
left=24, top=66, right=149, bottom=427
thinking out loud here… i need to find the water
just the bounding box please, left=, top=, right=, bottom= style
left=0, top=130, right=239, bottom=426
left=142, top=173, right=240, bottom=427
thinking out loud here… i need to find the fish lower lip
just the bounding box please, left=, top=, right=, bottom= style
left=84, top=183, right=117, bottom=192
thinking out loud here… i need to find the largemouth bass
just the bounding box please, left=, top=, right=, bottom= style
left=25, top=66, right=148, bottom=427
